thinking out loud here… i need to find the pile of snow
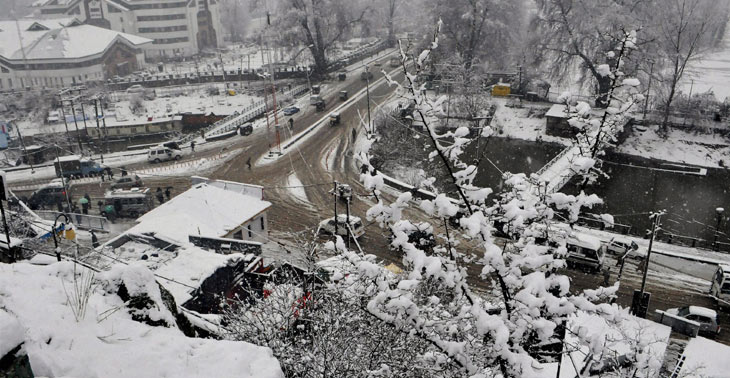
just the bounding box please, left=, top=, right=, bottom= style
left=0, top=261, right=283, bottom=378
left=680, top=336, right=730, bottom=377
left=286, top=173, right=309, bottom=204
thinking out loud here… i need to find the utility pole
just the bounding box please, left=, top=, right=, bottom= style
left=68, top=98, right=83, bottom=153
left=333, top=182, right=339, bottom=238
left=60, top=103, right=71, bottom=146
left=14, top=122, right=34, bottom=173
left=93, top=99, right=104, bottom=163
left=634, top=211, right=662, bottom=318
left=642, top=60, right=654, bottom=122
left=365, top=65, right=372, bottom=134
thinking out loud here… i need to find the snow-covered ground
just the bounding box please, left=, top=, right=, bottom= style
left=0, top=260, right=284, bottom=378
left=286, top=173, right=309, bottom=204
left=679, top=336, right=730, bottom=377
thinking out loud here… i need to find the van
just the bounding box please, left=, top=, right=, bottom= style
left=565, top=234, right=605, bottom=272
left=711, top=264, right=730, bottom=305
left=147, top=146, right=182, bottom=163
left=27, top=181, right=72, bottom=210
left=102, top=188, right=154, bottom=219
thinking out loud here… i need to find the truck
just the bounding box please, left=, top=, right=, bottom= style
left=53, top=155, right=106, bottom=178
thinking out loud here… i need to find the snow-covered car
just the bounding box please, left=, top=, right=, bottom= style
left=666, top=306, right=721, bottom=336
left=126, top=84, right=145, bottom=94
left=606, top=238, right=643, bottom=259
left=283, top=106, right=300, bottom=116
left=318, top=215, right=365, bottom=239
left=147, top=147, right=183, bottom=163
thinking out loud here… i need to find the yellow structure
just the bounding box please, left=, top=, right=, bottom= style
left=491, top=83, right=511, bottom=97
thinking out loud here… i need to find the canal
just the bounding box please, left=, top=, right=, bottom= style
left=467, top=137, right=730, bottom=247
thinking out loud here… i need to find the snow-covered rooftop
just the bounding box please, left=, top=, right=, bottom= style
left=132, top=182, right=271, bottom=243
left=0, top=19, right=151, bottom=61
left=0, top=261, right=284, bottom=378
left=545, top=104, right=569, bottom=119
left=680, top=336, right=730, bottom=377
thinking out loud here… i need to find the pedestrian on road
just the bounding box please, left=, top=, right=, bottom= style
left=246, top=157, right=252, bottom=170
left=91, top=230, right=99, bottom=249
left=288, top=118, right=294, bottom=130
left=84, top=193, right=91, bottom=208
left=191, top=141, right=196, bottom=152
left=121, top=167, right=128, bottom=176
left=156, top=187, right=164, bottom=204
left=78, top=197, right=89, bottom=215
left=164, top=187, right=171, bottom=200
left=106, top=167, right=114, bottom=180
left=602, top=267, right=611, bottom=286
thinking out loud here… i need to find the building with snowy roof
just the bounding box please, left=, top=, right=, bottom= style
left=0, top=18, right=152, bottom=90
left=32, top=0, right=224, bottom=59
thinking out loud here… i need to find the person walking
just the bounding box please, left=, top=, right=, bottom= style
left=164, top=187, right=171, bottom=200
left=91, top=230, right=99, bottom=248
left=246, top=156, right=252, bottom=170
left=106, top=167, right=114, bottom=180
left=79, top=196, right=89, bottom=215
left=190, top=141, right=196, bottom=152
left=84, top=193, right=91, bottom=208
left=121, top=167, right=128, bottom=176
left=156, top=187, right=164, bottom=204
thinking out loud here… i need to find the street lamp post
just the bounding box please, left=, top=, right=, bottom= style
left=714, top=207, right=724, bottom=250
left=52, top=213, right=70, bottom=262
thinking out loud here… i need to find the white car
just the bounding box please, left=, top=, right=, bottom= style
left=606, top=238, right=644, bottom=259
left=318, top=215, right=365, bottom=239
left=147, top=147, right=183, bottom=163
left=666, top=306, right=721, bottom=336
left=126, top=84, right=145, bottom=94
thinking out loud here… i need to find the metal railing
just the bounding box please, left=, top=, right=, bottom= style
left=35, top=210, right=109, bottom=232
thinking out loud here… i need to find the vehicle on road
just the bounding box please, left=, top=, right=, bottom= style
left=666, top=306, right=721, bottom=337
left=318, top=215, right=365, bottom=239
left=339, top=90, right=348, bottom=101
left=315, top=100, right=326, bottom=111
left=283, top=106, right=300, bottom=116
left=238, top=123, right=253, bottom=136
left=54, top=156, right=106, bottom=178
left=338, top=72, right=347, bottom=81
left=329, top=112, right=341, bottom=126
left=711, top=264, right=730, bottom=305
left=360, top=71, right=374, bottom=81
left=126, top=84, right=144, bottom=93
left=607, top=238, right=643, bottom=259
left=102, top=188, right=154, bottom=219
left=27, top=181, right=72, bottom=210
left=389, top=57, right=400, bottom=67
left=147, top=146, right=183, bottom=163
left=565, top=234, right=605, bottom=272
left=311, top=85, right=321, bottom=95
left=110, top=175, right=144, bottom=190
left=309, top=95, right=324, bottom=105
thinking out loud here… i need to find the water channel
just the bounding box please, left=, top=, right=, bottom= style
left=468, top=137, right=730, bottom=246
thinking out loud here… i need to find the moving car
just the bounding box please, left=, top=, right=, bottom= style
left=607, top=238, right=643, bottom=259
left=711, top=264, right=730, bottom=305
left=318, top=215, right=365, bottom=239
left=126, top=84, right=145, bottom=93
left=147, top=146, right=183, bottom=163
left=329, top=112, right=341, bottom=126
left=27, top=181, right=72, bottom=210
left=102, top=188, right=154, bottom=219
left=53, top=156, right=106, bottom=178
left=666, top=306, right=721, bottom=337
left=283, top=106, right=300, bottom=116
left=565, top=234, right=605, bottom=272
left=110, top=175, right=144, bottom=190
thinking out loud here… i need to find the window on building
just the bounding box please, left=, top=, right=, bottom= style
left=233, top=230, right=243, bottom=240
left=260, top=216, right=265, bottom=230
left=0, top=66, right=8, bottom=73
left=8, top=78, right=12, bottom=88
left=247, top=224, right=252, bottom=238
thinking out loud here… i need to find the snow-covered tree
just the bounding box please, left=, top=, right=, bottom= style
left=347, top=21, right=648, bottom=377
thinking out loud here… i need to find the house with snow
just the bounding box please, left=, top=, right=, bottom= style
left=545, top=103, right=634, bottom=141
left=133, top=176, right=271, bottom=244
left=95, top=177, right=275, bottom=313
left=0, top=18, right=152, bottom=90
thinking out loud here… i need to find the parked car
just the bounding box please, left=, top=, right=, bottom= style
left=666, top=306, right=721, bottom=337
left=565, top=234, right=605, bottom=272
left=283, top=106, right=300, bottom=116
left=53, top=156, right=106, bottom=178
left=111, top=175, right=144, bottom=190
left=126, top=84, right=145, bottom=93
left=147, top=146, right=183, bottom=163
left=238, top=123, right=253, bottom=136
left=27, top=182, right=72, bottom=210
left=102, top=188, right=154, bottom=219
left=606, top=238, right=643, bottom=259
left=318, top=215, right=365, bottom=239
left=711, top=264, right=730, bottom=305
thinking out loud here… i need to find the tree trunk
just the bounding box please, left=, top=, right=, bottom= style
left=595, top=74, right=612, bottom=108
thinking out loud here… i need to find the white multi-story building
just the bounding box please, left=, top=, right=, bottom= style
left=0, top=18, right=151, bottom=90
left=34, top=0, right=224, bottom=59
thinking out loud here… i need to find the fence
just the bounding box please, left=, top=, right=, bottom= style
left=35, top=210, right=109, bottom=232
